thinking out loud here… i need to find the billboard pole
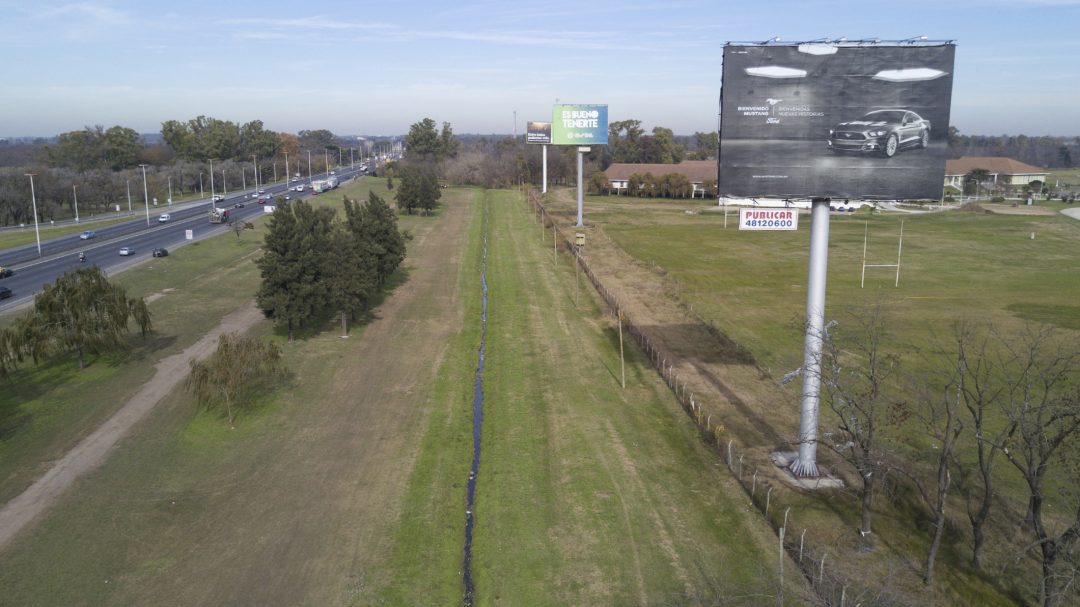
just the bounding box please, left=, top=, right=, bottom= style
left=791, top=197, right=830, bottom=478
left=576, top=147, right=588, bottom=227
left=542, top=145, right=548, bottom=194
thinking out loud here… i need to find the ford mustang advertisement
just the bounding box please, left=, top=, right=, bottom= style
left=718, top=43, right=956, bottom=200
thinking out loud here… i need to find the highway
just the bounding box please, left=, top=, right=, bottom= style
left=0, top=164, right=372, bottom=313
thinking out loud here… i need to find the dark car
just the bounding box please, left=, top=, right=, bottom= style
left=234, top=202, right=245, bottom=208
left=827, top=109, right=930, bottom=158
left=0, top=285, right=12, bottom=300
left=152, top=247, right=169, bottom=258
left=0, top=267, right=12, bottom=279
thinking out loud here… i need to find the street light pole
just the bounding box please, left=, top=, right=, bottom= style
left=127, top=179, right=132, bottom=215
left=199, top=173, right=203, bottom=197
left=307, top=150, right=312, bottom=184
left=25, top=173, right=42, bottom=256
left=285, top=152, right=289, bottom=186
left=324, top=149, right=329, bottom=177
left=73, top=184, right=80, bottom=223
left=168, top=176, right=172, bottom=205
left=140, top=164, right=151, bottom=226
left=253, top=155, right=259, bottom=192
left=222, top=169, right=227, bottom=196
left=209, top=159, right=215, bottom=199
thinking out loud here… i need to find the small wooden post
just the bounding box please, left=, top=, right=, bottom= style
left=618, top=310, right=625, bottom=388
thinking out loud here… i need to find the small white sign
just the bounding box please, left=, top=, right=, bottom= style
left=739, top=208, right=799, bottom=231
left=185, top=229, right=194, bottom=240
left=264, top=206, right=275, bottom=213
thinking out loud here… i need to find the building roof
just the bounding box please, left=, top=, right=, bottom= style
left=604, top=160, right=717, bottom=183
left=945, top=156, right=1046, bottom=177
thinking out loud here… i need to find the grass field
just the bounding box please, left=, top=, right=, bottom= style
left=0, top=184, right=810, bottom=605
left=539, top=189, right=1080, bottom=604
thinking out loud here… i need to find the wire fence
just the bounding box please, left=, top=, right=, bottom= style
left=525, top=189, right=902, bottom=607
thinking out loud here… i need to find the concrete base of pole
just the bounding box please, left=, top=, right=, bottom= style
left=770, top=452, right=844, bottom=489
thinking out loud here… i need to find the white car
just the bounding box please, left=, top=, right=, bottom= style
left=158, top=213, right=171, bottom=223
left=212, top=195, right=224, bottom=202
left=294, top=185, right=305, bottom=192
left=118, top=246, right=134, bottom=256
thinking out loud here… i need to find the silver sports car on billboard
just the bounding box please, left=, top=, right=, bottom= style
left=827, top=109, right=930, bottom=158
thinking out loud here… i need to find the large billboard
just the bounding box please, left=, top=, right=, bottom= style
left=718, top=43, right=955, bottom=200
left=552, top=104, right=608, bottom=145
left=526, top=121, right=552, bottom=144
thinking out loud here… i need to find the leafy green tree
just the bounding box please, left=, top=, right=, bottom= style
left=45, top=125, right=143, bottom=171
left=241, top=120, right=280, bottom=159
left=965, top=168, right=992, bottom=196
left=256, top=201, right=334, bottom=340
left=352, top=191, right=406, bottom=287
left=18, top=266, right=152, bottom=369
left=660, top=172, right=692, bottom=198
left=439, top=121, right=461, bottom=159
left=297, top=129, right=339, bottom=153
left=396, top=164, right=441, bottom=215
left=692, top=131, right=718, bottom=160
left=405, top=118, right=440, bottom=160
left=327, top=199, right=380, bottom=335
left=588, top=171, right=610, bottom=195
left=185, top=332, right=286, bottom=424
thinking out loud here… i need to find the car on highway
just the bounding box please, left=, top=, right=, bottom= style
left=827, top=109, right=931, bottom=158
left=158, top=213, right=171, bottom=223
left=294, top=185, right=304, bottom=192
left=152, top=247, right=168, bottom=257
left=291, top=177, right=299, bottom=182
left=234, top=202, right=245, bottom=208
left=79, top=230, right=96, bottom=240
left=118, top=246, right=134, bottom=256
left=0, top=286, right=12, bottom=300
left=0, top=266, right=13, bottom=279
left=212, top=195, right=225, bottom=202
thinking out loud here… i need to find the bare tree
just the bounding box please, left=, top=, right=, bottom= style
left=950, top=324, right=1014, bottom=570
left=991, top=326, right=1080, bottom=606
left=820, top=305, right=902, bottom=540
left=906, top=334, right=966, bottom=585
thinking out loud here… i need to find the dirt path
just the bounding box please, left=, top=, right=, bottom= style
left=0, top=302, right=264, bottom=549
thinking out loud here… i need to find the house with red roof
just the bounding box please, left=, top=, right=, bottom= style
left=944, top=157, right=1047, bottom=193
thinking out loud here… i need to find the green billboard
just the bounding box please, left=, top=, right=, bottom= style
left=551, top=104, right=608, bottom=145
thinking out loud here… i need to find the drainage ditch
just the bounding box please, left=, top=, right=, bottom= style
left=462, top=204, right=488, bottom=606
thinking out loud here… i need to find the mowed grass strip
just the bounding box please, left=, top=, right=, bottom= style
left=0, top=183, right=458, bottom=606
left=468, top=190, right=802, bottom=605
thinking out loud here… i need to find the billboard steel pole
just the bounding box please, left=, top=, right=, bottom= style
left=542, top=145, right=548, bottom=194
left=791, top=197, right=830, bottom=478
left=575, top=147, right=586, bottom=227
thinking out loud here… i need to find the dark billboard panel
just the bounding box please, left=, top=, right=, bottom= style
left=718, top=43, right=955, bottom=199
left=526, top=121, right=552, bottom=144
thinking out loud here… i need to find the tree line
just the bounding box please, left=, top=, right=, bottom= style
left=0, top=117, right=369, bottom=227
left=256, top=192, right=407, bottom=340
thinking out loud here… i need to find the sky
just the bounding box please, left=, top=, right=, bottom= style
left=2, top=0, right=1079, bottom=138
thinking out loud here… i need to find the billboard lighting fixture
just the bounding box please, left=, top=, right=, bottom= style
left=798, top=43, right=839, bottom=55
left=759, top=36, right=781, bottom=45
left=902, top=35, right=929, bottom=44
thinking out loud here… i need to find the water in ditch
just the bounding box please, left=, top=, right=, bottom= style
left=462, top=207, right=488, bottom=606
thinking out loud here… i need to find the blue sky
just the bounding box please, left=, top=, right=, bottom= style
left=2, top=0, right=1079, bottom=137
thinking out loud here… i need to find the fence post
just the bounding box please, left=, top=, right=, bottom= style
left=765, top=486, right=773, bottom=517
left=777, top=526, right=785, bottom=607
left=799, top=529, right=806, bottom=564
left=752, top=471, right=758, bottom=499
left=727, top=439, right=733, bottom=466
left=819, top=553, right=826, bottom=585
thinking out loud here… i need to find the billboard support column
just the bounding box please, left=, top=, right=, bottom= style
left=791, top=197, right=830, bottom=478
left=542, top=145, right=548, bottom=194
left=576, top=147, right=588, bottom=227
